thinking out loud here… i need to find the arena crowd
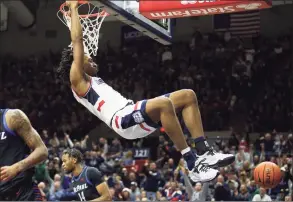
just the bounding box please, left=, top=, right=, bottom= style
left=0, top=29, right=292, bottom=201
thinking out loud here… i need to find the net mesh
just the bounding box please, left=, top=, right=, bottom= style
left=57, top=3, right=107, bottom=57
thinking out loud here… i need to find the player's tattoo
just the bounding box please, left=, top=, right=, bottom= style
left=8, top=110, right=40, bottom=148
left=6, top=109, right=48, bottom=172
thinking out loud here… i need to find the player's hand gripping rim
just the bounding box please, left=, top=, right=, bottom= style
left=66, top=0, right=79, bottom=9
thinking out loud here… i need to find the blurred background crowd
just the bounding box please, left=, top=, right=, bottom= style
left=1, top=28, right=293, bottom=201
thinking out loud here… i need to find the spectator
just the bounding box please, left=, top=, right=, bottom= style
left=38, top=182, right=47, bottom=201
left=214, top=175, right=232, bottom=201
left=252, top=187, right=272, bottom=201
left=99, top=137, right=109, bottom=159
left=273, top=165, right=293, bottom=199
left=235, top=146, right=250, bottom=171
left=108, top=138, right=123, bottom=163
left=47, top=181, right=65, bottom=201
left=239, top=171, right=250, bottom=185
left=161, top=47, right=172, bottom=62
left=81, top=135, right=89, bottom=150
left=285, top=195, right=292, bottom=201
left=130, top=182, right=141, bottom=201
left=183, top=169, right=208, bottom=201
left=163, top=158, right=176, bottom=180
left=121, top=188, right=132, bottom=201
left=164, top=181, right=183, bottom=201
left=123, top=150, right=134, bottom=166
left=143, top=162, right=162, bottom=201
left=263, top=133, right=274, bottom=160
left=232, top=184, right=251, bottom=201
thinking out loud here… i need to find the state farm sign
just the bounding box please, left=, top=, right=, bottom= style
left=139, top=0, right=272, bottom=19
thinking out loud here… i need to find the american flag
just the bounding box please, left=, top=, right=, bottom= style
left=213, top=10, right=260, bottom=38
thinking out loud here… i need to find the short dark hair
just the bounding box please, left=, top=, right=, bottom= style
left=56, top=48, right=73, bottom=83
left=63, top=148, right=83, bottom=163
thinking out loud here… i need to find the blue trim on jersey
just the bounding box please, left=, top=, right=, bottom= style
left=140, top=100, right=160, bottom=128
left=81, top=85, right=92, bottom=98
left=84, top=87, right=100, bottom=106
left=74, top=77, right=92, bottom=98
left=72, top=166, right=87, bottom=182
left=120, top=111, right=140, bottom=129
left=120, top=100, right=160, bottom=129
left=119, top=93, right=170, bottom=129
left=85, top=167, right=93, bottom=186
left=3, top=109, right=16, bottom=136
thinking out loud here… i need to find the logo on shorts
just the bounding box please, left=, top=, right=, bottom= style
left=133, top=111, right=144, bottom=123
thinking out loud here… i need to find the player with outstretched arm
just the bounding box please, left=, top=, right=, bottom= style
left=57, top=0, right=235, bottom=183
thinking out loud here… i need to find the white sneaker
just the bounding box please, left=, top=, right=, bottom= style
left=186, top=158, right=219, bottom=183
left=198, top=149, right=235, bottom=168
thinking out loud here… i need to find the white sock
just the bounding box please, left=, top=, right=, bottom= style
left=181, top=147, right=191, bottom=155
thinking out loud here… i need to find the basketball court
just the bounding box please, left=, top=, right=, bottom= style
left=57, top=0, right=272, bottom=56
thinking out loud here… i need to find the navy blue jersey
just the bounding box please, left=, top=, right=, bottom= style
left=0, top=109, right=37, bottom=200
left=71, top=166, right=103, bottom=201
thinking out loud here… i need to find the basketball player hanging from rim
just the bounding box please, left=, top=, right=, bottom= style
left=57, top=0, right=235, bottom=183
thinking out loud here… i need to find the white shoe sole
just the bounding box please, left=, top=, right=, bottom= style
left=189, top=171, right=220, bottom=183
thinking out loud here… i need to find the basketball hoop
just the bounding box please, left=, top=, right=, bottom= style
left=57, top=1, right=108, bottom=56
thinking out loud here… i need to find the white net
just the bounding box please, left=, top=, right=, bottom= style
left=57, top=3, right=107, bottom=57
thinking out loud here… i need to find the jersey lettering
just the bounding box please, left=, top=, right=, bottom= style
left=78, top=191, right=86, bottom=201
left=73, top=183, right=88, bottom=192
left=1, top=132, right=7, bottom=140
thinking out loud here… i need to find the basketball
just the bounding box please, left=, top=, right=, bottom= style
left=254, top=162, right=281, bottom=189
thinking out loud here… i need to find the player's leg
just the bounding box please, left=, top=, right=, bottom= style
left=145, top=97, right=187, bottom=151
left=144, top=97, right=219, bottom=182
left=168, top=89, right=208, bottom=152
left=168, top=89, right=235, bottom=167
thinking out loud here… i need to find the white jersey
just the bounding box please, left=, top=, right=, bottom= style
left=72, top=77, right=132, bottom=127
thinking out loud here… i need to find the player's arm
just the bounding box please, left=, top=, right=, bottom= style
left=183, top=171, right=195, bottom=200
left=86, top=167, right=112, bottom=201
left=93, top=182, right=112, bottom=201
left=6, top=109, right=48, bottom=173
left=199, top=183, right=209, bottom=201
left=67, top=1, right=90, bottom=94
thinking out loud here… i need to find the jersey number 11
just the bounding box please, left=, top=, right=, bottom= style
left=78, top=191, right=86, bottom=201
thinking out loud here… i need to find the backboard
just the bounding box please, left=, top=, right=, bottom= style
left=89, top=0, right=172, bottom=45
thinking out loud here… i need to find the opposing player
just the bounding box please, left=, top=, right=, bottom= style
left=0, top=109, right=48, bottom=200
left=57, top=0, right=235, bottom=182
left=61, top=148, right=111, bottom=201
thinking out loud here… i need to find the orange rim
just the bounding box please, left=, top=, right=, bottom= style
left=59, top=1, right=108, bottom=18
